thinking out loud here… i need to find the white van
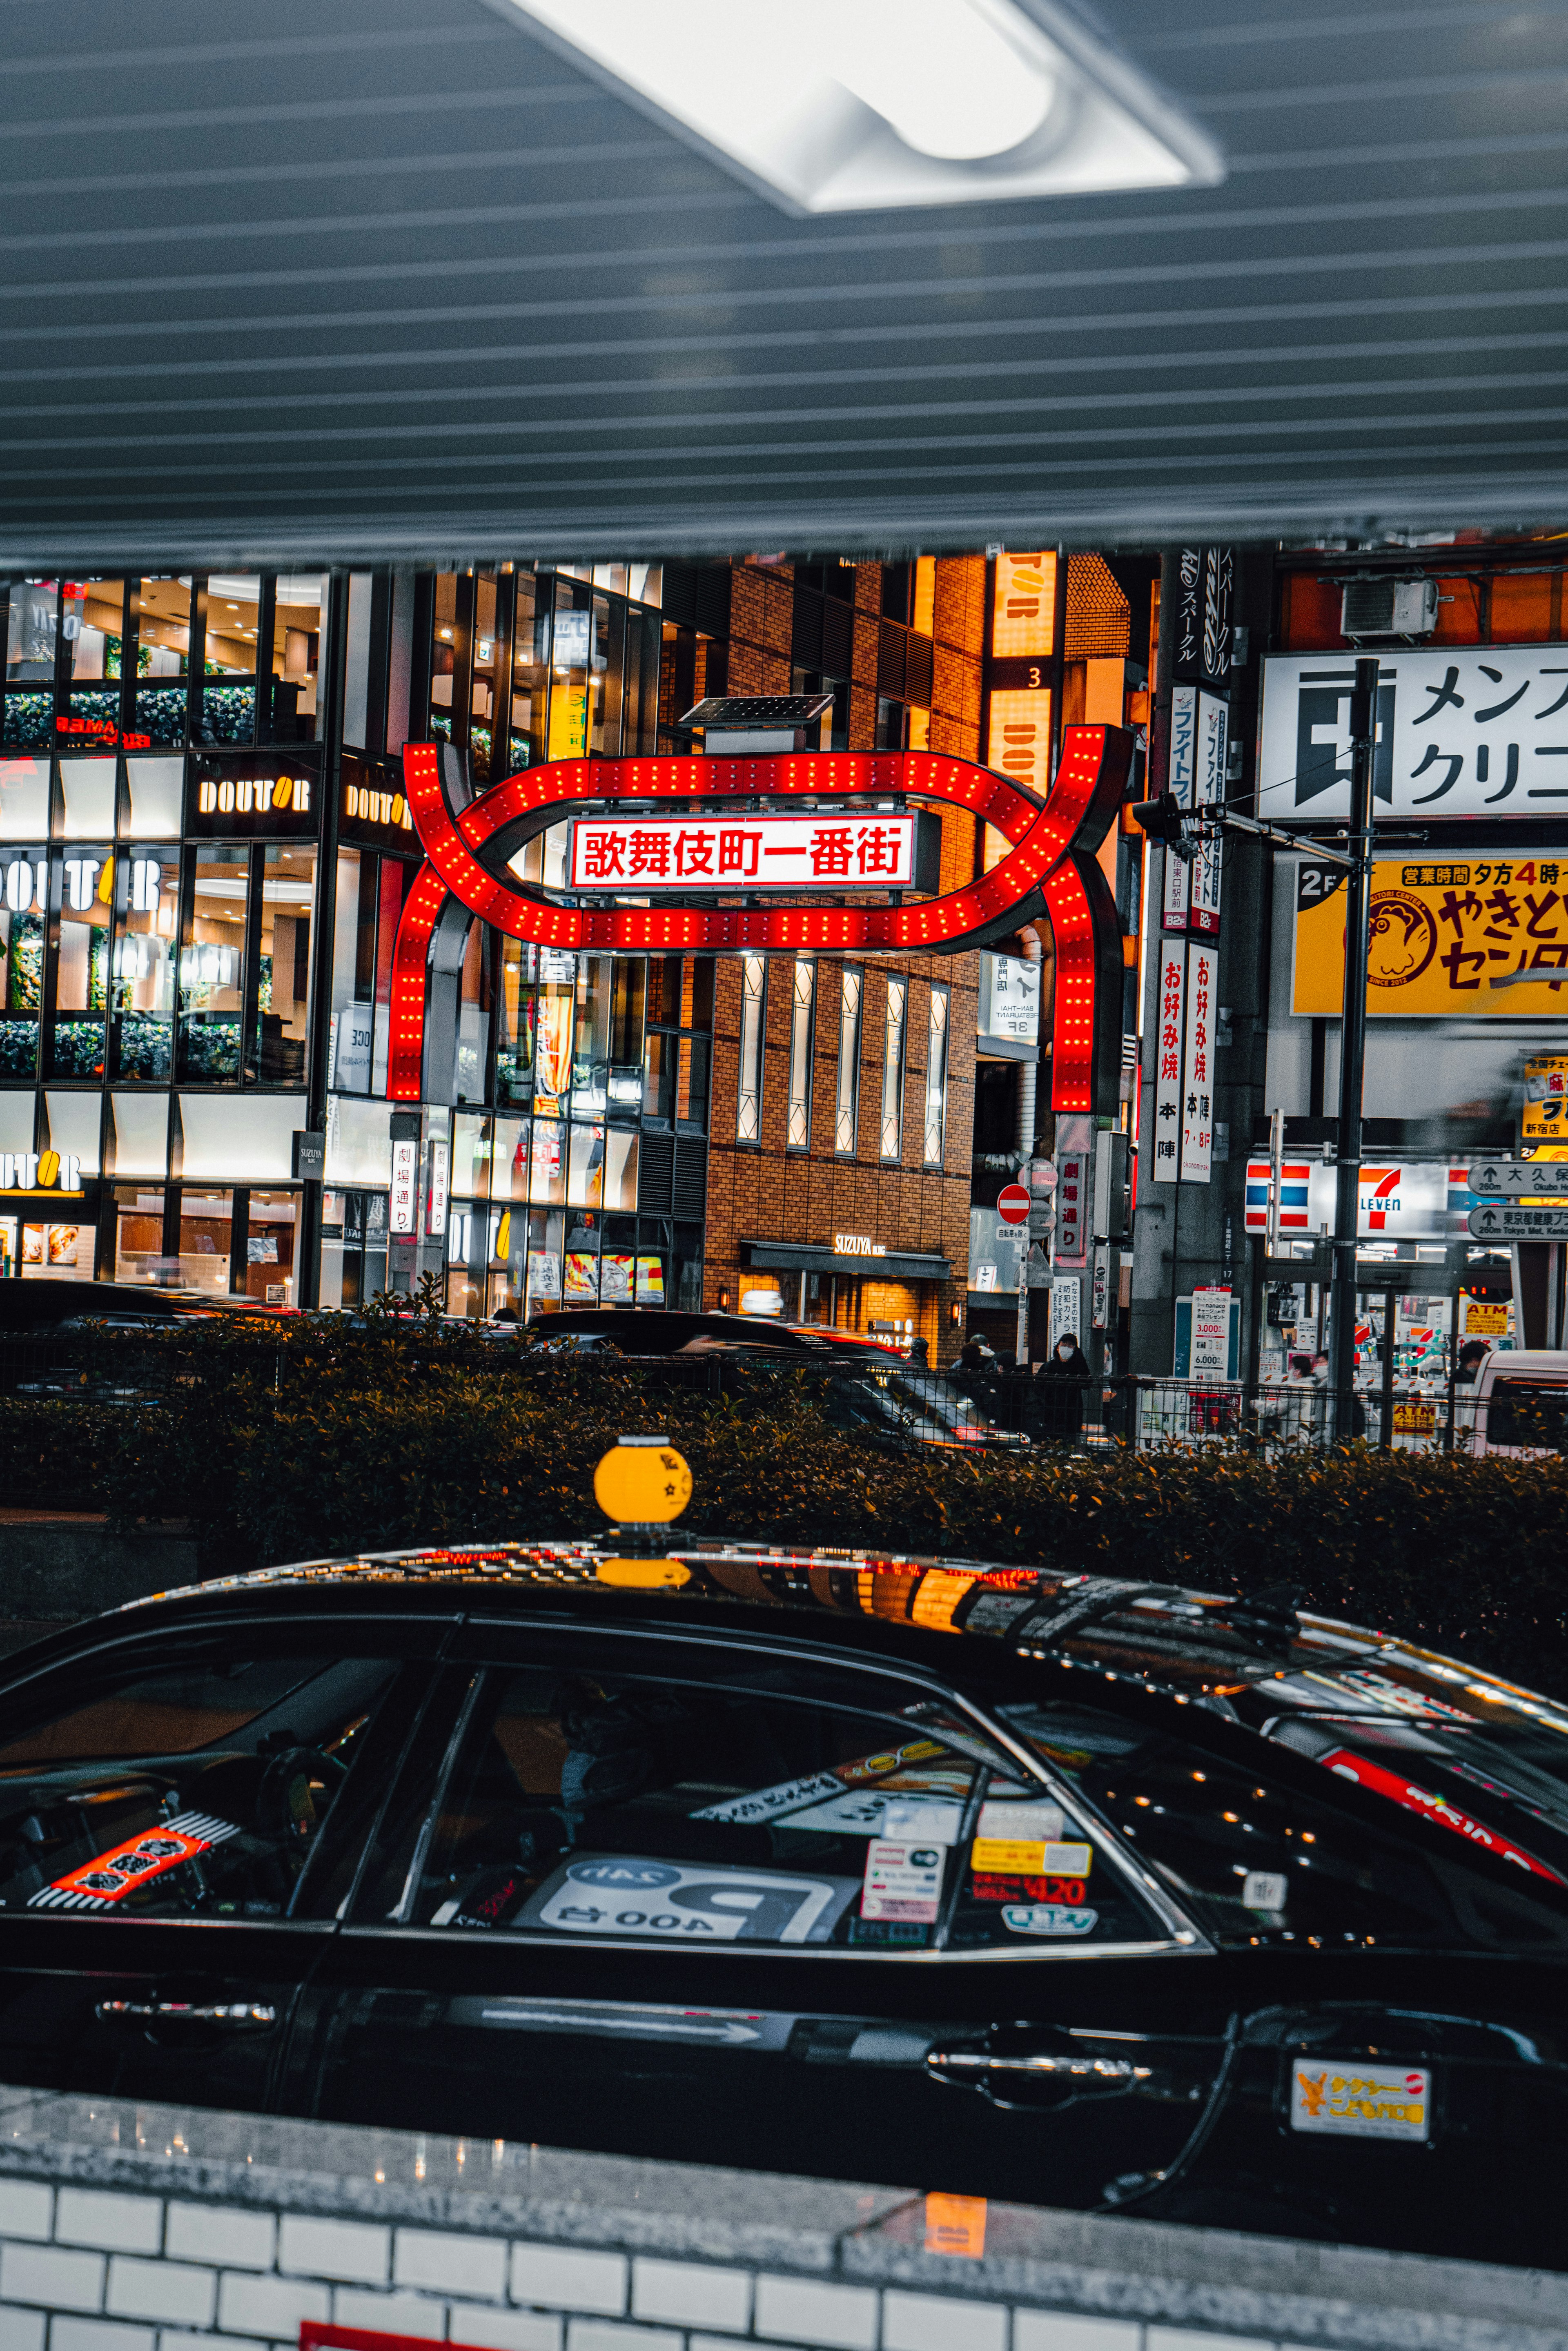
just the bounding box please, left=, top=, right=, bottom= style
left=1463, top=1348, right=1568, bottom=1458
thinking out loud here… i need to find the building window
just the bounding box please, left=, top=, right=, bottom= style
left=178, top=847, right=247, bottom=1086
left=786, top=957, right=815, bottom=1149
left=874, top=696, right=906, bottom=751
left=923, top=984, right=949, bottom=1167
left=736, top=951, right=766, bottom=1144
left=880, top=976, right=906, bottom=1162
left=834, top=964, right=863, bottom=1155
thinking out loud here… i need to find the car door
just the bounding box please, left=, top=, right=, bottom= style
left=302, top=1620, right=1234, bottom=2209
left=0, top=1611, right=446, bottom=2117
left=992, top=1694, right=1568, bottom=2263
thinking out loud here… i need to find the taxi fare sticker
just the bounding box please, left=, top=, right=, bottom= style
left=28, top=1812, right=240, bottom=1910
left=1290, top=2065, right=1430, bottom=2142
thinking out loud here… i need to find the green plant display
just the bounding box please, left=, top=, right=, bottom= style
left=200, top=684, right=257, bottom=745
left=134, top=684, right=187, bottom=746
left=46, top=1017, right=105, bottom=1079
left=0, top=693, right=52, bottom=750
left=7, top=1324, right=1565, bottom=1704
left=9, top=920, right=42, bottom=1013
left=177, top=1017, right=241, bottom=1081
left=0, top=1016, right=37, bottom=1079
left=114, top=1013, right=171, bottom=1081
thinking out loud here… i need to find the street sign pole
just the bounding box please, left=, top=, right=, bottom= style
left=1330, top=656, right=1380, bottom=1442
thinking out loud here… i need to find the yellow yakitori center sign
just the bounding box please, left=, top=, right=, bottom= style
left=1292, top=857, right=1568, bottom=1017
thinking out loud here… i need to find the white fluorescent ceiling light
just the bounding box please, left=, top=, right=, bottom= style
left=492, top=0, right=1222, bottom=212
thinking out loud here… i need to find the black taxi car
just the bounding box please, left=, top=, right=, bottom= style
left=0, top=1543, right=1563, bottom=2267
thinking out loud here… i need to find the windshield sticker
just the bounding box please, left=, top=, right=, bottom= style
left=693, top=1771, right=844, bottom=1826
left=1322, top=1748, right=1567, bottom=1881
left=977, top=1798, right=1065, bottom=1842
left=28, top=1811, right=241, bottom=1911
left=786, top=1792, right=967, bottom=1845
left=973, top=1835, right=1091, bottom=1877
left=1290, top=2065, right=1430, bottom=2142
left=519, top=1856, right=858, bottom=1944
left=693, top=1741, right=963, bottom=1829
left=1002, top=1903, right=1098, bottom=1937
left=861, top=1838, right=945, bottom=1923
left=431, top=1867, right=530, bottom=1930
left=973, top=1872, right=1089, bottom=1904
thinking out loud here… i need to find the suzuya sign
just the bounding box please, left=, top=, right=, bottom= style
left=392, top=728, right=1135, bottom=1115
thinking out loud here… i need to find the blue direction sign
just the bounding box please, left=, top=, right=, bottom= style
left=1468, top=1159, right=1568, bottom=1198
left=1468, top=1202, right=1568, bottom=1239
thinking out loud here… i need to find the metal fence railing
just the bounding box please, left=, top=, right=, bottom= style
left=1, top=1323, right=1544, bottom=1458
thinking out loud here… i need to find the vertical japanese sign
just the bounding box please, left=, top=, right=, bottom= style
left=1054, top=1147, right=1089, bottom=1264
left=1180, top=940, right=1218, bottom=1183
left=1150, top=945, right=1187, bottom=1184
left=1163, top=683, right=1197, bottom=932
left=1049, top=1274, right=1082, bottom=1352
left=390, top=1136, right=419, bottom=1236
left=425, top=1138, right=450, bottom=1240
left=1188, top=692, right=1228, bottom=936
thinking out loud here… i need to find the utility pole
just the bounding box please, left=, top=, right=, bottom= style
left=1329, top=656, right=1380, bottom=1440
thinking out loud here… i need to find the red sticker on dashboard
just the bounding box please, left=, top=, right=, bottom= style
left=28, top=1810, right=241, bottom=1910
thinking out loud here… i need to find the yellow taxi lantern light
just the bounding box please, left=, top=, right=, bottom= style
left=593, top=1434, right=693, bottom=1589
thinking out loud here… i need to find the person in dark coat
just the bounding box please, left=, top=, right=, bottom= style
left=1038, top=1332, right=1090, bottom=1443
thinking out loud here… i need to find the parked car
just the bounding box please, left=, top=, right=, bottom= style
left=0, top=1552, right=1563, bottom=2264
left=0, top=1279, right=294, bottom=1402
left=523, top=1308, right=1009, bottom=1446
left=522, top=1308, right=818, bottom=1353
left=1459, top=1347, right=1568, bottom=1457
left=0, top=1278, right=294, bottom=1332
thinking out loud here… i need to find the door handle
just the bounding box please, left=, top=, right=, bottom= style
left=95, top=2000, right=278, bottom=2031
left=927, top=2049, right=1152, bottom=2086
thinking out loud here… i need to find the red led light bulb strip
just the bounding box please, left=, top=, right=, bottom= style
left=388, top=731, right=1132, bottom=1109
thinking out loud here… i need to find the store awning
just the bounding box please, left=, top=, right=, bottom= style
left=742, top=1240, right=952, bottom=1284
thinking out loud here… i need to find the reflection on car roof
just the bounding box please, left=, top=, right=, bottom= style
left=114, top=1542, right=1568, bottom=1749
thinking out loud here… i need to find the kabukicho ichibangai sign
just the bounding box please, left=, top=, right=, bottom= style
left=390, top=729, right=1134, bottom=1112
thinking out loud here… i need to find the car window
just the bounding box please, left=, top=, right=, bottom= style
left=1483, top=1378, right=1568, bottom=1450
left=999, top=1700, right=1568, bottom=1954
left=0, top=1646, right=401, bottom=1922
left=379, top=1660, right=1165, bottom=1951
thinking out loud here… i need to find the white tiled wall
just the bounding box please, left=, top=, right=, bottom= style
left=0, top=2181, right=1314, bottom=2351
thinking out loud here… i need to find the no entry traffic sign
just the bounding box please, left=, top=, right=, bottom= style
left=997, top=1183, right=1031, bottom=1226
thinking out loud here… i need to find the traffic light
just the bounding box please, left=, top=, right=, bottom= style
left=1128, top=790, right=1194, bottom=859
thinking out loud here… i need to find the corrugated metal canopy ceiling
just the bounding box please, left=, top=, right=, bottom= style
left=4, top=0, right=1568, bottom=565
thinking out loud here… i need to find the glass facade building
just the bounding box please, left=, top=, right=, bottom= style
left=0, top=561, right=697, bottom=1312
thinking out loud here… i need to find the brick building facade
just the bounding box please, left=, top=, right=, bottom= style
left=679, top=556, right=990, bottom=1363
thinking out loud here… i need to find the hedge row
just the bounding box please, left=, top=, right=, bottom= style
left=5, top=1321, right=1567, bottom=1699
